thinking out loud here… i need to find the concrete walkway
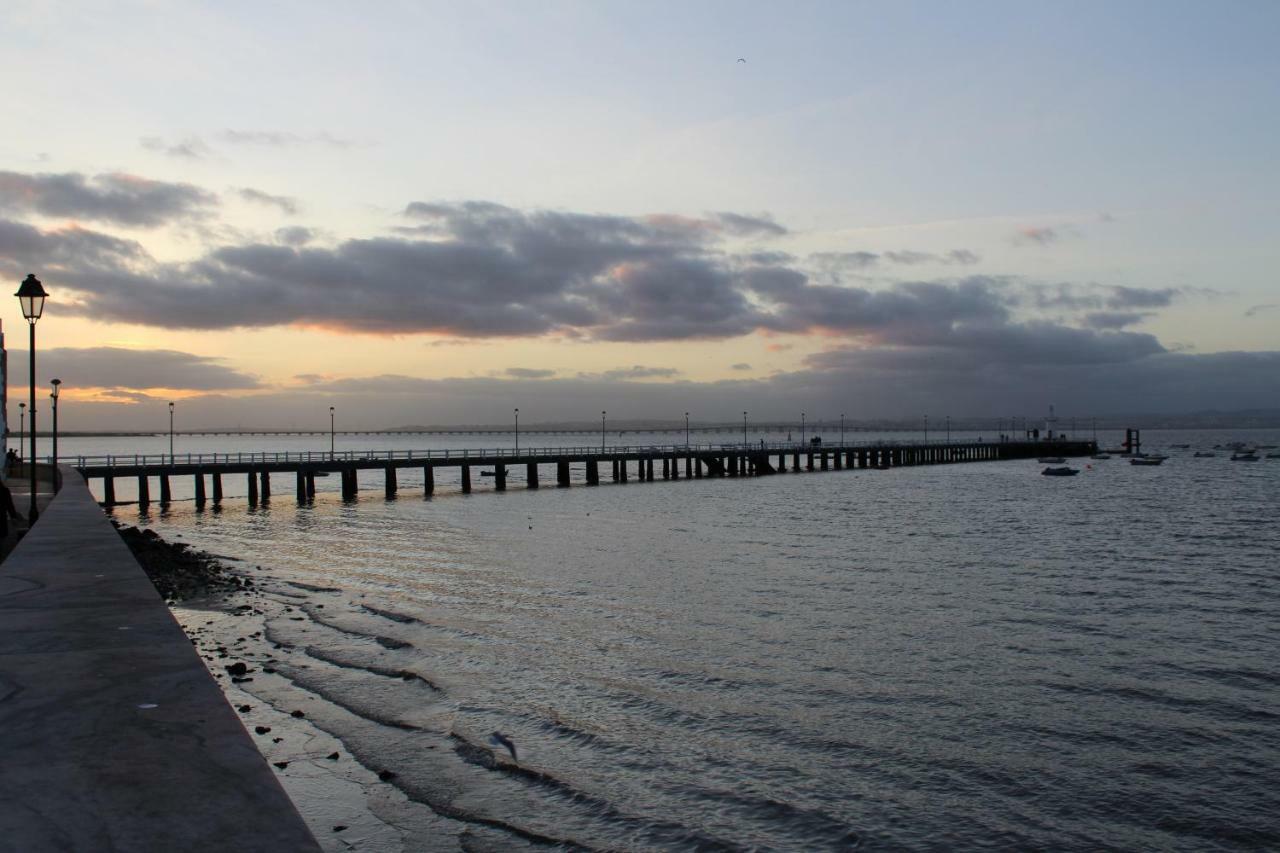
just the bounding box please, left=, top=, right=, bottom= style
left=0, top=469, right=319, bottom=852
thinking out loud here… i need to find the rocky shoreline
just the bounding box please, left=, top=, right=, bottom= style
left=112, top=522, right=255, bottom=603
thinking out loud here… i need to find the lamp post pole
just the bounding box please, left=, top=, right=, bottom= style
left=684, top=412, right=689, bottom=447
left=801, top=412, right=805, bottom=445
left=16, top=274, right=47, bottom=524
left=50, top=379, right=61, bottom=489
left=840, top=413, right=845, bottom=445
left=743, top=411, right=748, bottom=445
left=946, top=415, right=950, bottom=443
left=514, top=408, right=519, bottom=454
left=329, top=406, right=335, bottom=460
left=18, top=403, right=24, bottom=459
left=924, top=414, right=929, bottom=444
left=601, top=411, right=606, bottom=451
left=168, top=401, right=175, bottom=464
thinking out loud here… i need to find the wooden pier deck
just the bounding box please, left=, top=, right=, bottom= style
left=74, top=439, right=1097, bottom=509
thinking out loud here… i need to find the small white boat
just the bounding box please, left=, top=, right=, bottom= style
left=1037, top=456, right=1067, bottom=464
left=1041, top=466, right=1079, bottom=476
left=1130, top=456, right=1165, bottom=466
left=1231, top=453, right=1259, bottom=462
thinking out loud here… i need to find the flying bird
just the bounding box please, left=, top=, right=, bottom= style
left=737, top=58, right=746, bottom=63
left=490, top=731, right=518, bottom=762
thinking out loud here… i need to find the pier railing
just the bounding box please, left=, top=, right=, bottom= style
left=71, top=437, right=1047, bottom=469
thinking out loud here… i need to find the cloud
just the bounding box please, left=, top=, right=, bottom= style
left=1105, top=286, right=1177, bottom=309
left=274, top=226, right=315, bottom=246
left=0, top=171, right=216, bottom=227
left=44, top=349, right=1280, bottom=432
left=220, top=130, right=355, bottom=148
left=1083, top=311, right=1151, bottom=330
left=811, top=248, right=980, bottom=273
left=1245, top=303, right=1277, bottom=318
left=7, top=347, right=261, bottom=392
left=579, top=365, right=682, bottom=381
left=1014, top=226, right=1058, bottom=246
left=237, top=187, right=299, bottom=215
left=730, top=363, right=752, bottom=371
left=710, top=212, right=787, bottom=238
left=140, top=136, right=213, bottom=159
left=504, top=367, right=556, bottom=379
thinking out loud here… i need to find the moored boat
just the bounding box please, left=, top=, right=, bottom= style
left=1037, top=456, right=1067, bottom=464
left=1130, top=456, right=1165, bottom=466
left=1041, top=466, right=1078, bottom=476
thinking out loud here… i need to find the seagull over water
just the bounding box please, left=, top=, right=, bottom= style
left=490, top=731, right=518, bottom=762
left=737, top=57, right=746, bottom=63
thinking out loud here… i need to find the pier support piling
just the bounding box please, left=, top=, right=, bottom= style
left=137, top=476, right=150, bottom=510
left=527, top=463, right=539, bottom=488
left=246, top=473, right=258, bottom=507
left=423, top=465, right=434, bottom=496
left=461, top=465, right=471, bottom=494
left=385, top=465, right=397, bottom=497
left=159, top=474, right=171, bottom=506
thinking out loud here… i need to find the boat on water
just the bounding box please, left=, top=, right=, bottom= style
left=1130, top=456, right=1165, bottom=466
left=1194, top=451, right=1217, bottom=458
left=1041, top=466, right=1079, bottom=476
left=1090, top=453, right=1111, bottom=460
left=1037, top=456, right=1067, bottom=464
left=1170, top=444, right=1191, bottom=449
left=1230, top=453, right=1259, bottom=462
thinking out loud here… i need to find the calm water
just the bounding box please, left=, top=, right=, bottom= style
left=81, top=429, right=1280, bottom=850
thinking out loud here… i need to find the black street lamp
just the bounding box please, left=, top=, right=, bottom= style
left=18, top=403, right=25, bottom=458
left=601, top=411, right=606, bottom=451
left=684, top=412, right=689, bottom=447
left=743, top=411, right=748, bottom=445
left=514, top=408, right=519, bottom=454
left=840, top=413, right=845, bottom=445
left=16, top=273, right=47, bottom=524
left=329, top=406, right=335, bottom=460
left=168, top=401, right=175, bottom=463
left=50, top=379, right=61, bottom=490
left=801, top=412, right=805, bottom=445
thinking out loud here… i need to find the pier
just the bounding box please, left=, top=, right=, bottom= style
left=75, top=439, right=1097, bottom=508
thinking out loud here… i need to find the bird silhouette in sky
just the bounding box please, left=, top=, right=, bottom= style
left=737, top=58, right=746, bottom=63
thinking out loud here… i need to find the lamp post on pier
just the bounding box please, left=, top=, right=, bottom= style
left=946, top=415, right=950, bottom=444
left=924, top=414, right=929, bottom=444
left=742, top=411, right=748, bottom=445
left=840, top=413, right=845, bottom=445
left=16, top=273, right=48, bottom=524
left=50, top=379, right=61, bottom=488
left=601, top=411, right=606, bottom=451
left=168, top=401, right=175, bottom=464
left=18, top=403, right=24, bottom=459
left=514, top=408, right=519, bottom=454
left=684, top=412, right=689, bottom=447
left=800, top=412, right=805, bottom=445
left=329, top=406, right=335, bottom=460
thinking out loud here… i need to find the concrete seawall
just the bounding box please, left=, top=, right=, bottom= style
left=0, top=470, right=320, bottom=852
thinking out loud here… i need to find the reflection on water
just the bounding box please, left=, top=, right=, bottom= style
left=133, top=430, right=1280, bottom=849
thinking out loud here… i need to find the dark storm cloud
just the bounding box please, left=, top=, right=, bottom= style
left=0, top=218, right=146, bottom=273
left=505, top=367, right=556, bottom=379
left=0, top=171, right=217, bottom=227
left=237, top=188, right=299, bottom=215
left=7, top=347, right=260, bottom=391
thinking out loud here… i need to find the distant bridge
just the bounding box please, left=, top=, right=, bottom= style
left=75, top=439, right=1096, bottom=508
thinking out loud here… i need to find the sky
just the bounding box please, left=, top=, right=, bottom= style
left=1, top=0, right=1277, bottom=430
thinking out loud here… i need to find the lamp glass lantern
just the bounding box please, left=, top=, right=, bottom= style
left=16, top=273, right=47, bottom=322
